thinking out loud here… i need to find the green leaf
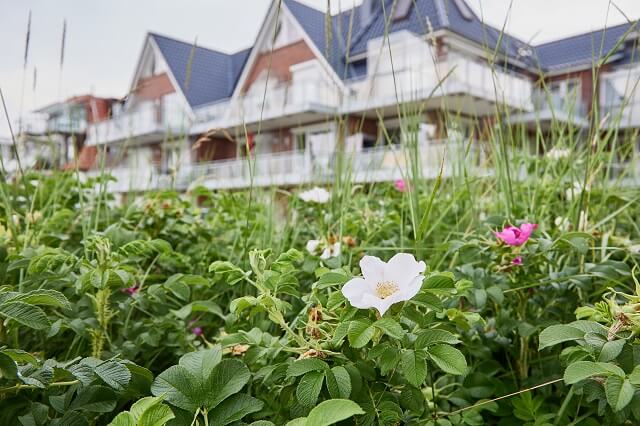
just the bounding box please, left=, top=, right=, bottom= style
left=538, top=325, right=585, bottom=350
left=11, top=289, right=71, bottom=310
left=315, top=271, right=350, bottom=290
left=428, top=344, right=467, bottom=375
left=1, top=349, right=39, bottom=366
left=373, top=318, right=404, bottom=339
left=95, top=360, right=131, bottom=391
left=108, top=412, right=135, bottom=426
left=605, top=375, right=634, bottom=412
left=563, top=361, right=625, bottom=384
left=296, top=370, right=325, bottom=407
left=401, top=350, right=427, bottom=387
left=0, top=352, right=18, bottom=379
left=172, top=301, right=224, bottom=320
left=348, top=320, right=374, bottom=348
left=287, top=358, right=329, bottom=377
left=629, top=366, right=640, bottom=385
left=305, top=399, right=365, bottom=425
left=69, top=385, right=118, bottom=413
left=130, top=396, right=166, bottom=419
left=597, top=339, right=625, bottom=362
left=325, top=366, right=351, bottom=399
left=204, top=359, right=251, bottom=410
left=415, top=329, right=460, bottom=348
left=209, top=261, right=246, bottom=286
left=0, top=301, right=50, bottom=329
left=151, top=365, right=201, bottom=412
left=138, top=403, right=175, bottom=426
left=208, top=393, right=264, bottom=426
left=179, top=347, right=223, bottom=383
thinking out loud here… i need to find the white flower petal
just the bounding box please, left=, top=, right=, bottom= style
left=359, top=255, right=386, bottom=281
left=306, top=239, right=321, bottom=254
left=342, top=278, right=370, bottom=308
left=399, top=275, right=424, bottom=301
left=385, top=253, right=426, bottom=287
left=320, top=248, right=331, bottom=259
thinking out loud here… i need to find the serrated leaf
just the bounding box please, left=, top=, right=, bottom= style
left=95, top=360, right=131, bottom=391
left=296, top=370, right=325, bottom=407
left=348, top=320, right=374, bottom=348
left=598, top=339, right=625, bottom=362
left=305, top=399, right=365, bottom=425
left=605, top=376, right=634, bottom=412
left=563, top=361, right=625, bottom=384
left=204, top=359, right=251, bottom=410
left=208, top=393, right=264, bottom=426
left=428, top=344, right=467, bottom=375
left=287, top=358, right=329, bottom=377
left=538, top=325, right=585, bottom=350
left=373, top=318, right=404, bottom=339
left=326, top=366, right=351, bottom=399
left=179, top=347, right=222, bottom=383
left=401, top=350, right=427, bottom=387
left=151, top=365, right=201, bottom=412
left=0, top=301, right=50, bottom=329
left=11, top=289, right=71, bottom=310
left=415, top=329, right=460, bottom=348
left=108, top=413, right=135, bottom=426
left=69, top=385, right=118, bottom=413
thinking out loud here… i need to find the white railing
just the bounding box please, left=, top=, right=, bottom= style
left=19, top=113, right=86, bottom=135
left=193, top=81, right=341, bottom=131
left=86, top=101, right=189, bottom=145
left=352, top=55, right=533, bottom=111
left=85, top=139, right=483, bottom=192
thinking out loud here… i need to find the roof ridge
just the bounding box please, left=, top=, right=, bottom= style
left=534, top=21, right=636, bottom=48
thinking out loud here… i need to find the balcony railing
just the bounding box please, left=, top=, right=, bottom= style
left=83, top=139, right=483, bottom=192
left=86, top=101, right=189, bottom=145
left=19, top=113, right=87, bottom=135
left=350, top=56, right=533, bottom=111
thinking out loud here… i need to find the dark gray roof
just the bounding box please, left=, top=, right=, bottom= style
left=150, top=33, right=251, bottom=108
left=533, top=23, right=637, bottom=71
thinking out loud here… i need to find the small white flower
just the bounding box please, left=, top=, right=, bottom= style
left=342, top=253, right=426, bottom=316
left=546, top=147, right=571, bottom=160
left=306, top=239, right=341, bottom=259
left=320, top=242, right=341, bottom=260
left=299, top=187, right=330, bottom=203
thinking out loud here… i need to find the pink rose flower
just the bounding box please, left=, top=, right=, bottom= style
left=495, top=223, right=538, bottom=246
left=122, top=285, right=139, bottom=296
left=512, top=256, right=523, bottom=266
left=394, top=179, right=407, bottom=192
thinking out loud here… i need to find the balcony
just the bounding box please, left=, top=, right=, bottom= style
left=192, top=79, right=341, bottom=133
left=84, top=139, right=482, bottom=193
left=347, top=55, right=533, bottom=114
left=86, top=101, right=189, bottom=145
left=20, top=113, right=87, bottom=135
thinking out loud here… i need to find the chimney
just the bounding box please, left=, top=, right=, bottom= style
left=361, top=0, right=380, bottom=27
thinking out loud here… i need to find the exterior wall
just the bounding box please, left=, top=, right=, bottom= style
left=133, top=73, right=176, bottom=101
left=243, top=40, right=316, bottom=91
left=546, top=69, right=603, bottom=114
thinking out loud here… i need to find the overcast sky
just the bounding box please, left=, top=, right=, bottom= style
left=1, top=0, right=639, bottom=138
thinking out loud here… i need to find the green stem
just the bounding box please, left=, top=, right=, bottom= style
left=0, top=380, right=80, bottom=395
left=555, top=385, right=574, bottom=426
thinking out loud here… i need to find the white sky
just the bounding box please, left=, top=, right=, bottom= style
left=1, top=0, right=639, bottom=138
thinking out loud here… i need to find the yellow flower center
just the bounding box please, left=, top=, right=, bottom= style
left=375, top=281, right=399, bottom=299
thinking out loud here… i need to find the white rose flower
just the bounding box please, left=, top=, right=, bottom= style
left=299, top=187, right=330, bottom=203
left=342, top=253, right=426, bottom=316
left=320, top=242, right=341, bottom=260
left=306, top=239, right=321, bottom=254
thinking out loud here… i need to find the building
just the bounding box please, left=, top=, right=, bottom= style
left=13, top=95, right=118, bottom=174
left=27, top=0, right=640, bottom=191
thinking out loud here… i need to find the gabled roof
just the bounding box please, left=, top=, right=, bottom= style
left=284, top=0, right=535, bottom=80
left=533, top=22, right=637, bottom=71
left=150, top=33, right=251, bottom=108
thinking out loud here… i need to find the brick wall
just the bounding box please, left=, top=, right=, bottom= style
left=134, top=73, right=176, bottom=101
left=194, top=137, right=237, bottom=162
left=243, top=40, right=316, bottom=92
